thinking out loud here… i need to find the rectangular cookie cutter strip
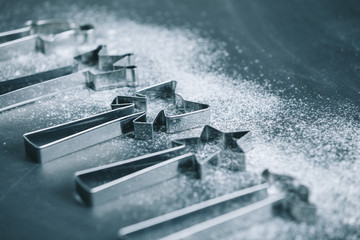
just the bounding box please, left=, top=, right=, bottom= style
left=158, top=194, right=284, bottom=240
left=118, top=169, right=316, bottom=239
left=117, top=184, right=272, bottom=240
left=23, top=105, right=143, bottom=163
left=75, top=146, right=193, bottom=206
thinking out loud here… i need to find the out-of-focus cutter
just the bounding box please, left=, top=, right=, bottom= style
left=0, top=45, right=137, bottom=112
left=118, top=170, right=317, bottom=240
left=0, top=19, right=95, bottom=60
left=117, top=184, right=271, bottom=240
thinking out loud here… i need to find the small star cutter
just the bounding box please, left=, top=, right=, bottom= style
left=77, top=45, right=138, bottom=90
left=111, top=80, right=210, bottom=139
left=74, top=125, right=252, bottom=206
left=0, top=45, right=138, bottom=112
left=0, top=19, right=95, bottom=60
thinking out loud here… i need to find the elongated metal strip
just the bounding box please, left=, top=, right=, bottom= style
left=0, top=35, right=38, bottom=60
left=23, top=105, right=143, bottom=163
left=0, top=70, right=86, bottom=112
left=0, top=65, right=78, bottom=94
left=159, top=194, right=284, bottom=240
left=75, top=150, right=195, bottom=206
left=0, top=26, right=30, bottom=44
left=118, top=184, right=269, bottom=240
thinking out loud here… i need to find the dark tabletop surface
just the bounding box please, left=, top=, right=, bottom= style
left=0, top=0, right=359, bottom=239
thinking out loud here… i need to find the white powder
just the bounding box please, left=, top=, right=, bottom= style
left=1, top=4, right=359, bottom=239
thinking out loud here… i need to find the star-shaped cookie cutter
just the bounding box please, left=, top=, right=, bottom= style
left=77, top=45, right=138, bottom=90
left=74, top=125, right=251, bottom=206
left=0, top=45, right=137, bottom=112
left=22, top=80, right=209, bottom=163
left=0, top=19, right=95, bottom=60
left=111, top=80, right=210, bottom=139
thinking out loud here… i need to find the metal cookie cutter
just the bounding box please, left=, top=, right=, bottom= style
left=111, top=80, right=210, bottom=139
left=0, top=45, right=137, bottom=112
left=117, top=184, right=270, bottom=240
left=172, top=125, right=252, bottom=175
left=78, top=45, right=137, bottom=90
left=74, top=125, right=251, bottom=206
left=0, top=19, right=95, bottom=60
left=118, top=170, right=316, bottom=240
left=23, top=104, right=144, bottom=163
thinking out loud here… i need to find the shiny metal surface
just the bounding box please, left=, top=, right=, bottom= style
left=23, top=105, right=143, bottom=163
left=0, top=1, right=359, bottom=239
left=86, top=46, right=138, bottom=90
left=0, top=19, right=95, bottom=60
left=112, top=81, right=210, bottom=139
left=160, top=194, right=284, bottom=240
left=75, top=147, right=189, bottom=206
left=0, top=45, right=137, bottom=112
left=75, top=125, right=252, bottom=206
left=0, top=71, right=86, bottom=112
left=118, top=184, right=269, bottom=240
left=173, top=125, right=252, bottom=174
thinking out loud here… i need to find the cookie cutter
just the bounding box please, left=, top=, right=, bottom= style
left=172, top=125, right=252, bottom=175
left=147, top=195, right=284, bottom=240
left=79, top=45, right=137, bottom=90
left=0, top=45, right=137, bottom=112
left=75, top=147, right=193, bottom=206
left=0, top=19, right=95, bottom=60
left=111, top=80, right=210, bottom=139
left=74, top=125, right=252, bottom=206
left=0, top=68, right=83, bottom=112
left=23, top=104, right=144, bottom=163
left=117, top=184, right=270, bottom=240
left=118, top=170, right=316, bottom=240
